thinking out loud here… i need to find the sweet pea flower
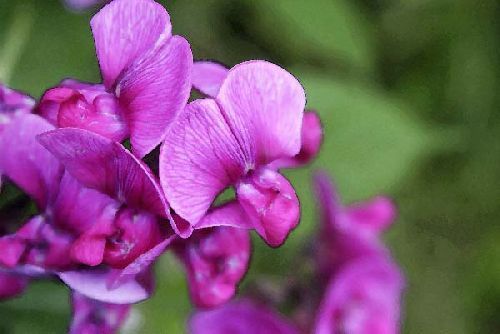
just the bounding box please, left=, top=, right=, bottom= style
left=38, top=0, right=193, bottom=158
left=189, top=299, right=298, bottom=334
left=161, top=60, right=308, bottom=247
left=313, top=171, right=398, bottom=282
left=192, top=61, right=323, bottom=168
left=38, top=127, right=180, bottom=303
left=173, top=226, right=251, bottom=308
left=69, top=292, right=130, bottom=334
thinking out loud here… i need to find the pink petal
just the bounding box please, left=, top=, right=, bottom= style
left=90, top=0, right=172, bottom=89
left=195, top=201, right=253, bottom=230
left=52, top=172, right=118, bottom=234
left=189, top=299, right=299, bottom=334
left=0, top=236, right=26, bottom=268
left=160, top=99, right=250, bottom=226
left=192, top=61, right=228, bottom=97
left=38, top=129, right=168, bottom=217
left=108, top=234, right=176, bottom=288
left=271, top=110, right=323, bottom=169
left=118, top=35, right=193, bottom=157
left=71, top=234, right=108, bottom=267
left=217, top=61, right=306, bottom=164
left=0, top=114, right=62, bottom=209
left=237, top=168, right=300, bottom=247
left=59, top=268, right=153, bottom=304
left=346, top=197, right=397, bottom=232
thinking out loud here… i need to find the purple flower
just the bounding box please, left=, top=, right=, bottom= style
left=38, top=0, right=193, bottom=158
left=312, top=172, right=405, bottom=333
left=69, top=292, right=130, bottom=334
left=313, top=171, right=398, bottom=282
left=314, top=257, right=404, bottom=334
left=173, top=225, right=251, bottom=308
left=160, top=61, right=308, bottom=247
left=0, top=271, right=29, bottom=299
left=189, top=299, right=298, bottom=334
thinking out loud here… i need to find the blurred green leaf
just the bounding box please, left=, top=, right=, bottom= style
left=252, top=0, right=374, bottom=72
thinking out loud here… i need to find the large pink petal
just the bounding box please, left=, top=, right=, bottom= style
left=192, top=61, right=228, bottom=97
left=217, top=61, right=306, bottom=165
left=195, top=201, right=253, bottom=230
left=118, top=36, right=193, bottom=157
left=59, top=268, right=153, bottom=304
left=0, top=115, right=62, bottom=208
left=160, top=99, right=251, bottom=226
left=90, top=0, right=171, bottom=88
left=37, top=129, right=188, bottom=236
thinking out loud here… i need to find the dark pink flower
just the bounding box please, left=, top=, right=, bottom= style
left=69, top=292, right=130, bottom=334
left=0, top=271, right=29, bottom=299
left=161, top=61, right=308, bottom=247
left=38, top=0, right=193, bottom=158
left=173, top=225, right=251, bottom=308
left=189, top=299, right=298, bottom=334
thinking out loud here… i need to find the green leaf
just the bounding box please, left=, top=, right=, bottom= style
left=252, top=0, right=374, bottom=72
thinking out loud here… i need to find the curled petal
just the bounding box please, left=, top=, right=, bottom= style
left=0, top=115, right=62, bottom=209
left=189, top=299, right=299, bottom=334
left=217, top=61, right=306, bottom=164
left=192, top=61, right=228, bottom=97
left=237, top=168, right=300, bottom=247
left=160, top=99, right=250, bottom=226
left=59, top=268, right=153, bottom=304
left=346, top=196, right=397, bottom=232
left=195, top=201, right=253, bottom=230
left=91, top=0, right=172, bottom=88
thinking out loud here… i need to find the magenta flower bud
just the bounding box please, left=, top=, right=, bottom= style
left=38, top=82, right=128, bottom=142
left=175, top=226, right=251, bottom=308
left=237, top=168, right=300, bottom=247
left=69, top=292, right=130, bottom=334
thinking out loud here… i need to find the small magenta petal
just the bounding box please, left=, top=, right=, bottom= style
left=175, top=227, right=251, bottom=308
left=272, top=110, right=323, bottom=169
left=118, top=35, right=193, bottom=158
left=0, top=115, right=63, bottom=209
left=0, top=236, right=25, bottom=268
left=346, top=196, right=397, bottom=232
left=59, top=268, right=153, bottom=304
left=160, top=99, right=250, bottom=226
left=189, top=299, right=299, bottom=334
left=237, top=168, right=300, bottom=247
left=192, top=61, right=228, bottom=97
left=70, top=292, right=130, bottom=334
left=217, top=60, right=306, bottom=164
left=90, top=0, right=172, bottom=89
left=0, top=272, right=29, bottom=300
left=0, top=84, right=34, bottom=132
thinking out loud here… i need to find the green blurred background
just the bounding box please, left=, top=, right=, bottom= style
left=0, top=0, right=499, bottom=333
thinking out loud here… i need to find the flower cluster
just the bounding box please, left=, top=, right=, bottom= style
left=188, top=172, right=405, bottom=334
left=0, top=0, right=324, bottom=331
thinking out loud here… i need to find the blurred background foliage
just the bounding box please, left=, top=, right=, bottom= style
left=0, top=0, right=499, bottom=333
